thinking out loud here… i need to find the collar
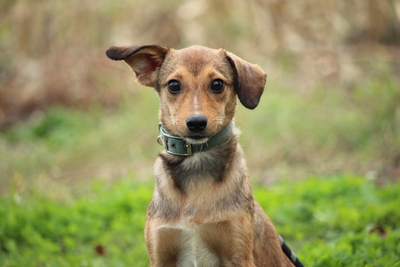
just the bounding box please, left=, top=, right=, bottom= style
left=157, top=122, right=234, bottom=156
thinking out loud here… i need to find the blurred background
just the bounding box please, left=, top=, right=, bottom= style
left=1, top=0, right=399, bottom=197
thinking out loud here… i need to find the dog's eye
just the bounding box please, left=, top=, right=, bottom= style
left=210, top=79, right=224, bottom=93
left=167, top=80, right=181, bottom=94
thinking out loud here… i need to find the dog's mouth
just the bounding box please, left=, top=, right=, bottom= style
left=185, top=136, right=210, bottom=144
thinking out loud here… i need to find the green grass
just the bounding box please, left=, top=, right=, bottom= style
left=1, top=175, right=151, bottom=267
left=1, top=175, right=399, bottom=266
left=255, top=177, right=400, bottom=266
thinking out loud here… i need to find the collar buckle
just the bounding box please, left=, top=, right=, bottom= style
left=157, top=123, right=193, bottom=156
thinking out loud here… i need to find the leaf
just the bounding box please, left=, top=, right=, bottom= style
left=95, top=245, right=105, bottom=256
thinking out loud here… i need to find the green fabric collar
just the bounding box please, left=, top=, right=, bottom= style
left=157, top=123, right=234, bottom=156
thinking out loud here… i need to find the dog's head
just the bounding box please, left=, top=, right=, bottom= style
left=106, top=45, right=266, bottom=142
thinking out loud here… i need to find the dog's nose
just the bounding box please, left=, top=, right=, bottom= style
left=186, top=115, right=207, bottom=132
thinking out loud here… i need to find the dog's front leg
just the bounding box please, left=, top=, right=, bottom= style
left=229, top=215, right=257, bottom=267
left=196, top=213, right=257, bottom=267
left=145, top=219, right=188, bottom=267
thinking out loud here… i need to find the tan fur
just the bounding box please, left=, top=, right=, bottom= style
left=106, top=45, right=294, bottom=266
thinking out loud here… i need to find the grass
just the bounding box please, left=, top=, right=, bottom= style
left=1, top=175, right=399, bottom=266
left=255, top=177, right=400, bottom=266
left=1, top=175, right=151, bottom=266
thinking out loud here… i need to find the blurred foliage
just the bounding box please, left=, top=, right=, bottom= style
left=0, top=0, right=399, bottom=185
left=0, top=0, right=399, bottom=125
left=238, top=74, right=400, bottom=183
left=1, top=175, right=399, bottom=266
left=1, top=73, right=398, bottom=195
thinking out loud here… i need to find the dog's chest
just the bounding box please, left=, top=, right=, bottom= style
left=156, top=222, right=223, bottom=267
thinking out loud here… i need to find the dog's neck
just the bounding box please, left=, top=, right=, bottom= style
left=157, top=126, right=242, bottom=193
left=157, top=122, right=234, bottom=157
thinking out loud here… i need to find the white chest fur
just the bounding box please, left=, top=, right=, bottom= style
left=155, top=223, right=221, bottom=267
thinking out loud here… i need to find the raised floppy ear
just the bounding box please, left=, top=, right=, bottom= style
left=106, top=45, right=170, bottom=87
left=225, top=52, right=267, bottom=109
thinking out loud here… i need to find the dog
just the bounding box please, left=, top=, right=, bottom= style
left=106, top=45, right=297, bottom=267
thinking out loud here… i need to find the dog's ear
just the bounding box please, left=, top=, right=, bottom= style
left=225, top=52, right=267, bottom=109
left=106, top=45, right=170, bottom=87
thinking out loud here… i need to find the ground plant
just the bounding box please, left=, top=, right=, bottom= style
left=1, top=174, right=399, bottom=266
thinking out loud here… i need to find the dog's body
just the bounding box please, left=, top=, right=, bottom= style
left=106, top=45, right=294, bottom=267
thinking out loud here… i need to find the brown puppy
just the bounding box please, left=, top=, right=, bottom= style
left=106, top=45, right=294, bottom=267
